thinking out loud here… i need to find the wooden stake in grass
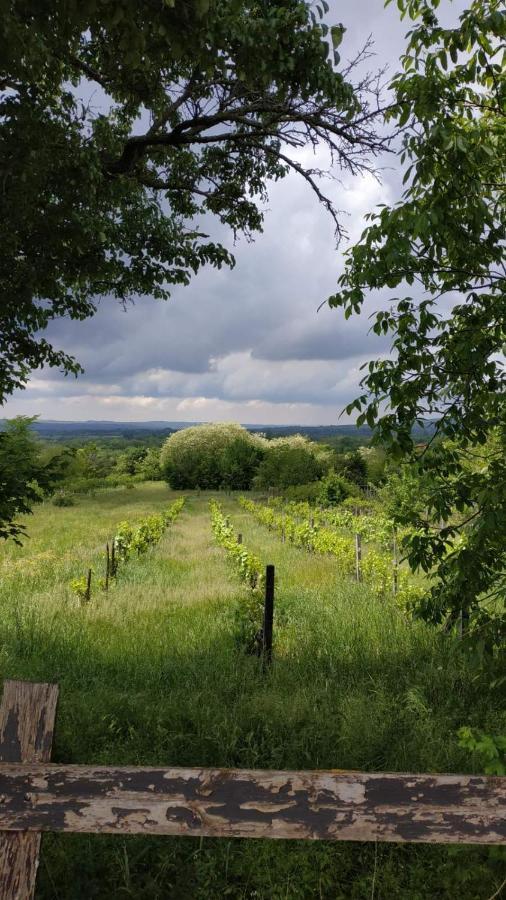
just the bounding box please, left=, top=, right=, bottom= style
left=262, top=565, right=275, bottom=668
left=355, top=533, right=362, bottom=583
left=392, top=530, right=398, bottom=596
left=105, top=543, right=110, bottom=592
left=237, top=534, right=242, bottom=545
left=85, top=568, right=92, bottom=604
left=111, top=541, right=116, bottom=577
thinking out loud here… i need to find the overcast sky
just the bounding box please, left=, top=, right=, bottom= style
left=2, top=2, right=460, bottom=426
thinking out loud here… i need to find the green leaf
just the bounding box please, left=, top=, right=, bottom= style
left=331, top=24, right=345, bottom=48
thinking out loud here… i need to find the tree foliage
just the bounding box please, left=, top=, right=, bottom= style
left=341, top=450, right=369, bottom=488
left=317, top=470, right=356, bottom=506
left=160, top=422, right=264, bottom=489
left=330, top=0, right=505, bottom=642
left=160, top=424, right=334, bottom=490
left=0, top=417, right=67, bottom=541
left=253, top=435, right=329, bottom=489
left=0, top=0, right=387, bottom=401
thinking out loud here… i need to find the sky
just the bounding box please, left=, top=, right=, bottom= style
left=2, top=2, right=440, bottom=426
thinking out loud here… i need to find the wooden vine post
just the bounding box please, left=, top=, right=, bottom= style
left=0, top=680, right=59, bottom=900
left=105, top=543, right=110, bottom=592
left=237, top=534, right=242, bottom=545
left=262, top=565, right=275, bottom=668
left=392, top=530, right=398, bottom=596
left=355, top=533, right=362, bottom=583
left=85, top=568, right=92, bottom=603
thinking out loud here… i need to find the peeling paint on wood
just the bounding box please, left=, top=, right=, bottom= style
left=0, top=764, right=503, bottom=845
left=0, top=680, right=59, bottom=900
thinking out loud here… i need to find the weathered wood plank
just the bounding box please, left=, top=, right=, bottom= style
left=0, top=681, right=59, bottom=900
left=0, top=765, right=504, bottom=845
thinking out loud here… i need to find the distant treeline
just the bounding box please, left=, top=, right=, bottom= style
left=3, top=419, right=404, bottom=501
left=8, top=419, right=436, bottom=445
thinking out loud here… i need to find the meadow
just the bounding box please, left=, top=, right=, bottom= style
left=0, top=483, right=504, bottom=899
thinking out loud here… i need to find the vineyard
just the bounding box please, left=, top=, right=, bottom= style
left=0, top=484, right=504, bottom=899
left=70, top=497, right=186, bottom=602
left=238, top=497, right=424, bottom=609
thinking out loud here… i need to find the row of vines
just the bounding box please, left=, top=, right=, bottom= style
left=209, top=500, right=265, bottom=653
left=238, top=497, right=424, bottom=609
left=269, top=499, right=399, bottom=549
left=70, top=497, right=186, bottom=601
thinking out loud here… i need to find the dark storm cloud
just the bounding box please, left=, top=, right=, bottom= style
left=253, top=305, right=392, bottom=362
left=23, top=162, right=392, bottom=413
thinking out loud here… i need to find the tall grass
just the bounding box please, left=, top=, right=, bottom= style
left=0, top=487, right=503, bottom=898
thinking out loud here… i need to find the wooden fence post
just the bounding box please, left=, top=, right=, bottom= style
left=0, top=680, right=59, bottom=900
left=105, top=543, right=110, bottom=592
left=355, top=533, right=362, bottom=583
left=85, top=568, right=92, bottom=603
left=111, top=541, right=116, bottom=577
left=263, top=565, right=275, bottom=668
left=237, top=534, right=242, bottom=545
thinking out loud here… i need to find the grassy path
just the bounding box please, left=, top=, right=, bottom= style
left=0, top=489, right=502, bottom=898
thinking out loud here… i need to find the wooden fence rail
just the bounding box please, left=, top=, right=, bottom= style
left=0, top=681, right=504, bottom=899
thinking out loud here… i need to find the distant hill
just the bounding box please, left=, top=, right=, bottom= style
left=2, top=418, right=436, bottom=444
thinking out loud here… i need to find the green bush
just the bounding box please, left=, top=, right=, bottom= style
left=253, top=443, right=323, bottom=489
left=282, top=482, right=321, bottom=503
left=317, top=470, right=358, bottom=507
left=161, top=424, right=264, bottom=490
left=51, top=490, right=75, bottom=507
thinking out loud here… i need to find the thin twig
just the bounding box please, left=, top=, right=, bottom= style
left=370, top=840, right=378, bottom=900
left=485, top=876, right=506, bottom=900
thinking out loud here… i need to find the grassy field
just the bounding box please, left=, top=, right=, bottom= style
left=0, top=484, right=504, bottom=898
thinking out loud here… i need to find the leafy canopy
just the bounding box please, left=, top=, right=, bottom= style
left=330, top=0, right=505, bottom=640
left=0, top=417, right=67, bottom=541
left=0, top=0, right=387, bottom=401
left=160, top=422, right=265, bottom=489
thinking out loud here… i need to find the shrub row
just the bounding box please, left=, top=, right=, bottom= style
left=239, top=497, right=423, bottom=608
left=209, top=500, right=262, bottom=590
left=114, top=497, right=186, bottom=563
left=268, top=498, right=396, bottom=549
left=70, top=498, right=186, bottom=601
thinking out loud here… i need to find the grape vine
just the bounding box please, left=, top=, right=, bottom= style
left=239, top=497, right=423, bottom=608
left=209, top=500, right=264, bottom=653
left=70, top=497, right=186, bottom=601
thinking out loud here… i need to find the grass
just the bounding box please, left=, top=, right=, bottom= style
left=0, top=486, right=504, bottom=898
